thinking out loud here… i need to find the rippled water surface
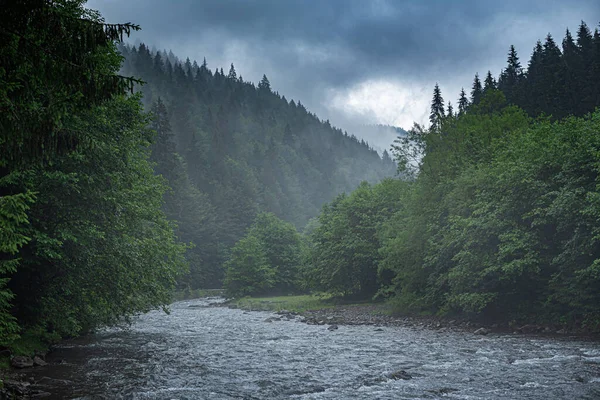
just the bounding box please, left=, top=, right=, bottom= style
left=26, top=298, right=600, bottom=399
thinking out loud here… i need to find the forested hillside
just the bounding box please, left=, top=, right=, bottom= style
left=118, top=44, right=396, bottom=288
left=0, top=1, right=186, bottom=349
left=228, top=21, right=600, bottom=331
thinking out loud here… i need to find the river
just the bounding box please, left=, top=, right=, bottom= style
left=23, top=297, right=600, bottom=399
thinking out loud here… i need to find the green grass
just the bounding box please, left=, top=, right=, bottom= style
left=229, top=294, right=396, bottom=315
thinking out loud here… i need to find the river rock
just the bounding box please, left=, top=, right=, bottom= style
left=11, top=355, right=34, bottom=369
left=389, top=370, right=412, bottom=380
left=474, top=327, right=490, bottom=335
left=327, top=325, right=338, bottom=331
left=518, top=324, right=541, bottom=333
left=33, top=356, right=47, bottom=366
left=3, top=379, right=31, bottom=396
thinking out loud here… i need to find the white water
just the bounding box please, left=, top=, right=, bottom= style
left=26, top=298, right=600, bottom=399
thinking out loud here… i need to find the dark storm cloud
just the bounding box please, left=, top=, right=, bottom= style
left=88, top=0, right=599, bottom=131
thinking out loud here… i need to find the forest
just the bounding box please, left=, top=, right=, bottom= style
left=0, top=0, right=394, bottom=350
left=225, top=21, right=600, bottom=330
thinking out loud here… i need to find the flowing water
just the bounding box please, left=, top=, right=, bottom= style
left=24, top=298, right=600, bottom=399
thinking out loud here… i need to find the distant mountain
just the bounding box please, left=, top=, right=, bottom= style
left=352, top=124, right=407, bottom=155
left=118, top=44, right=397, bottom=288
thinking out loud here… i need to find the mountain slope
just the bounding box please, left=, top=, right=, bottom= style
left=118, top=44, right=397, bottom=288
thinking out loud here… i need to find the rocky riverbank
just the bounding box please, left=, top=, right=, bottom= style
left=227, top=300, right=598, bottom=338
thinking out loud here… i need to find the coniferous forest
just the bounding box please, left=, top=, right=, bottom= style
left=0, top=0, right=394, bottom=349
left=293, top=22, right=600, bottom=329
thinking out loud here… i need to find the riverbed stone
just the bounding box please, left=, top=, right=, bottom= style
left=327, top=325, right=338, bottom=331
left=11, top=356, right=34, bottom=369
left=389, top=370, right=412, bottom=380
left=33, top=356, right=47, bottom=366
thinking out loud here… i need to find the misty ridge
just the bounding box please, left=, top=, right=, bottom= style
left=1, top=1, right=600, bottom=398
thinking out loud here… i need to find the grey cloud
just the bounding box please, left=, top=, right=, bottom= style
left=89, top=0, right=600, bottom=141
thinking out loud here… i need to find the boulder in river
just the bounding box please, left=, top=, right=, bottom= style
left=389, top=370, right=412, bottom=380
left=474, top=327, right=490, bottom=335
left=327, top=325, right=338, bottom=331
left=33, top=355, right=47, bottom=366
left=11, top=355, right=34, bottom=369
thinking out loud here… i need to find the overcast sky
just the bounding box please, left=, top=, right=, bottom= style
left=88, top=0, right=599, bottom=148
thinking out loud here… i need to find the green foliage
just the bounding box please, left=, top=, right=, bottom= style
left=224, top=235, right=274, bottom=297
left=118, top=43, right=396, bottom=289
left=306, top=179, right=407, bottom=298
left=0, top=1, right=186, bottom=347
left=6, top=96, right=187, bottom=337
left=224, top=213, right=303, bottom=297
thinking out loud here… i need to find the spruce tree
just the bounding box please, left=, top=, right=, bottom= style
left=446, top=102, right=454, bottom=119
left=562, top=29, right=582, bottom=114
left=541, top=34, right=564, bottom=117
left=498, top=45, right=523, bottom=103
left=458, top=88, right=469, bottom=114
left=429, top=83, right=445, bottom=131
left=470, top=73, right=483, bottom=105
left=228, top=63, right=237, bottom=80
left=483, top=71, right=496, bottom=92
left=523, top=41, right=544, bottom=116
left=258, top=74, right=272, bottom=92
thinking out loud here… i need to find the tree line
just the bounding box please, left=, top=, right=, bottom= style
left=0, top=0, right=186, bottom=348
left=225, top=21, right=600, bottom=330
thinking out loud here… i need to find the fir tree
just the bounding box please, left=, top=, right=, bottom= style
left=458, top=88, right=469, bottom=114
left=470, top=73, right=483, bottom=105
left=228, top=63, right=237, bottom=80
left=483, top=71, right=496, bottom=92
left=258, top=74, right=271, bottom=92
left=429, top=83, right=445, bottom=131
left=498, top=45, right=523, bottom=103
left=446, top=102, right=454, bottom=119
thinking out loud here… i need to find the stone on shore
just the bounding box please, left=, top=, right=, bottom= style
left=11, top=356, right=34, bottom=369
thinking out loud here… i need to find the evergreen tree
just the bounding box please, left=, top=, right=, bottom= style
left=498, top=45, right=523, bottom=103
left=429, top=83, right=445, bottom=131
left=523, top=41, right=544, bottom=116
left=483, top=71, right=496, bottom=92
left=227, top=63, right=237, bottom=80
left=258, top=74, right=271, bottom=92
left=447, top=102, right=454, bottom=119
left=458, top=88, right=469, bottom=114
left=562, top=29, right=582, bottom=114
left=470, top=73, right=483, bottom=105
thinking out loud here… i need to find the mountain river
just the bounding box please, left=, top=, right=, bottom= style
left=22, top=297, right=600, bottom=399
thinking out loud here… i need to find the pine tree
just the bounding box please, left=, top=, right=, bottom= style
left=228, top=63, right=237, bottom=80
left=541, top=34, right=564, bottom=117
left=458, top=88, right=469, bottom=114
left=483, top=71, right=496, bottom=92
left=258, top=74, right=271, bottom=92
left=429, top=83, right=445, bottom=131
left=576, top=22, right=596, bottom=113
left=498, top=45, right=523, bottom=103
left=446, top=102, right=454, bottom=119
left=523, top=41, right=544, bottom=116
left=562, top=29, right=582, bottom=114
left=470, top=73, right=483, bottom=105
